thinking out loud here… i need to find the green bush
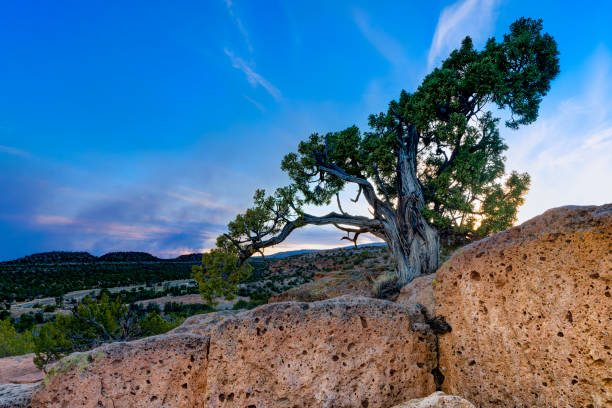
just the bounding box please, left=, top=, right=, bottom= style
left=0, top=318, right=34, bottom=357
left=232, top=299, right=249, bottom=310
left=192, top=250, right=252, bottom=306
left=33, top=322, right=72, bottom=368
left=32, top=294, right=185, bottom=368
left=139, top=311, right=176, bottom=336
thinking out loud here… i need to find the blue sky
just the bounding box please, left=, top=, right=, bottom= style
left=1, top=0, right=611, bottom=260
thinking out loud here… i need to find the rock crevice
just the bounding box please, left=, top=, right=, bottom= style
left=434, top=204, right=612, bottom=407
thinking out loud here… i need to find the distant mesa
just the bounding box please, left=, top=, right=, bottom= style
left=98, top=251, right=161, bottom=263
left=252, top=242, right=387, bottom=260
left=173, top=253, right=203, bottom=263
left=2, top=243, right=387, bottom=265
left=2, top=251, right=178, bottom=265
left=4, top=251, right=98, bottom=265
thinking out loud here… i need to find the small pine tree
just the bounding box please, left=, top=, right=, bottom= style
left=192, top=249, right=252, bottom=306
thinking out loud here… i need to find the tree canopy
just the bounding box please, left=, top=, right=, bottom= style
left=193, top=17, right=560, bottom=301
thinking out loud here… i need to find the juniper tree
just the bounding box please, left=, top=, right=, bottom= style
left=195, top=18, right=559, bottom=299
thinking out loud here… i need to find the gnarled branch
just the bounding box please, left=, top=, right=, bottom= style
left=236, top=211, right=383, bottom=265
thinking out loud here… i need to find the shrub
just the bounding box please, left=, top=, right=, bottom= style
left=232, top=299, right=249, bottom=310
left=33, top=322, right=72, bottom=368
left=0, top=318, right=35, bottom=357
left=372, top=272, right=402, bottom=300
left=139, top=311, right=175, bottom=336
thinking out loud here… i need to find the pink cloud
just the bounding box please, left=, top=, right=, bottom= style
left=32, top=214, right=175, bottom=240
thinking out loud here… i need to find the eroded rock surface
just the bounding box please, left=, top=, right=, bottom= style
left=390, top=391, right=475, bottom=408
left=0, top=382, right=39, bottom=408
left=269, top=269, right=379, bottom=302
left=0, top=354, right=43, bottom=385
left=31, top=296, right=437, bottom=407
left=435, top=204, right=612, bottom=407
left=396, top=274, right=439, bottom=319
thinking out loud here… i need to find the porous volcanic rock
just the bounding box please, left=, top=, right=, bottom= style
left=269, top=269, right=379, bottom=302
left=396, top=274, right=439, bottom=319
left=389, top=391, right=475, bottom=408
left=31, top=296, right=438, bottom=407
left=435, top=204, right=612, bottom=407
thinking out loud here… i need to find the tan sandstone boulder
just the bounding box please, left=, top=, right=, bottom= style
left=390, top=391, right=475, bottom=407
left=0, top=354, right=44, bottom=385
left=434, top=204, right=612, bottom=407
left=396, top=274, right=439, bottom=319
left=31, top=296, right=438, bottom=408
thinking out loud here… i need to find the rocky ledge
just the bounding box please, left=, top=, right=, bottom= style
left=31, top=296, right=439, bottom=408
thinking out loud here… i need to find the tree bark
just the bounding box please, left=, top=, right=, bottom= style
left=380, top=212, right=439, bottom=284
left=383, top=123, right=439, bottom=284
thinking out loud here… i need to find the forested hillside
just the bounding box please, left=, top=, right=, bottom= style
left=0, top=251, right=198, bottom=302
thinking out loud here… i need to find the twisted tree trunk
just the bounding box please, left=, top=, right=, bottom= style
left=235, top=124, right=439, bottom=285
left=382, top=123, right=439, bottom=284
left=379, top=211, right=439, bottom=284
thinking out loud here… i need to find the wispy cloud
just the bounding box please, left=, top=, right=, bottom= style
left=223, top=0, right=254, bottom=54
left=0, top=144, right=30, bottom=158
left=224, top=48, right=282, bottom=101
left=243, top=95, right=266, bottom=112
left=33, top=214, right=175, bottom=240
left=33, top=215, right=77, bottom=226
left=507, top=47, right=612, bottom=222
left=427, top=0, right=499, bottom=70
left=166, top=189, right=240, bottom=213
left=352, top=8, right=409, bottom=69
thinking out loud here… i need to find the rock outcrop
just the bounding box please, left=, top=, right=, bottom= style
left=0, top=383, right=40, bottom=408
left=0, top=354, right=44, bottom=385
left=396, top=274, right=439, bottom=319
left=269, top=270, right=379, bottom=302
left=390, top=391, right=475, bottom=408
left=434, top=204, right=612, bottom=407
left=31, top=296, right=438, bottom=407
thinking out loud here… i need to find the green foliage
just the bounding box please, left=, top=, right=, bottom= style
left=162, top=302, right=213, bottom=318
left=33, top=322, right=72, bottom=368
left=232, top=291, right=270, bottom=310
left=139, top=311, right=175, bottom=336
left=223, top=187, right=302, bottom=248
left=14, top=312, right=45, bottom=332
left=32, top=294, right=180, bottom=368
left=200, top=17, right=559, bottom=293
left=0, top=318, right=34, bottom=357
left=232, top=299, right=249, bottom=310
left=74, top=292, right=131, bottom=341
left=280, top=17, right=557, bottom=247
left=403, top=18, right=558, bottom=244
left=0, top=260, right=195, bottom=303
left=281, top=127, right=363, bottom=205
left=192, top=250, right=252, bottom=306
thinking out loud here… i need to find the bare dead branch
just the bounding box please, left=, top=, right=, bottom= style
left=372, top=163, right=391, bottom=205
left=351, top=186, right=362, bottom=203
left=336, top=193, right=347, bottom=215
